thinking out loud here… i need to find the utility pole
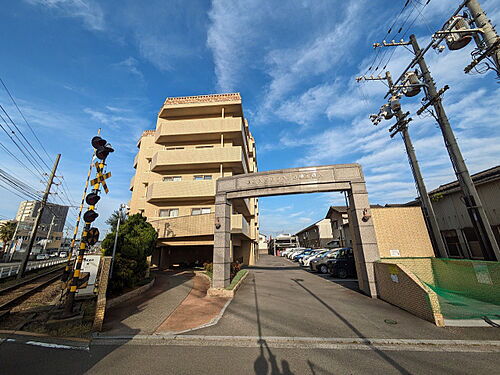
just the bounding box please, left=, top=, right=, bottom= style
left=410, top=34, right=500, bottom=261
left=465, top=0, right=500, bottom=73
left=17, top=154, right=61, bottom=279
left=110, top=203, right=127, bottom=279
left=357, top=72, right=447, bottom=257
left=43, top=215, right=56, bottom=253
left=386, top=72, right=447, bottom=258
left=7, top=204, right=27, bottom=262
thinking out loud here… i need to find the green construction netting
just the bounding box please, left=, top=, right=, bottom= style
left=423, top=258, right=500, bottom=320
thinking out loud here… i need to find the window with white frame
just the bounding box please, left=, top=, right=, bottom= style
left=163, top=176, right=182, bottom=182
left=191, top=207, right=211, bottom=215
left=193, top=175, right=212, bottom=180
left=159, top=208, right=179, bottom=217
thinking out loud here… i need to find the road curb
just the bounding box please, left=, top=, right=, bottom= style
left=90, top=334, right=500, bottom=352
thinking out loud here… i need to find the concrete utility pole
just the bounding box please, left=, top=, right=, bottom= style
left=385, top=72, right=448, bottom=258
left=17, top=154, right=61, bottom=279
left=357, top=72, right=447, bottom=257
left=410, top=34, right=500, bottom=261
left=43, top=215, right=56, bottom=253
left=465, top=0, right=500, bottom=73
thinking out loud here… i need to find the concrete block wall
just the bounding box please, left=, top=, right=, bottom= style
left=372, top=207, right=435, bottom=258
left=374, top=262, right=444, bottom=326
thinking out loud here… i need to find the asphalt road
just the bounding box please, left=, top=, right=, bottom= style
left=0, top=255, right=499, bottom=374
left=1, top=340, right=499, bottom=375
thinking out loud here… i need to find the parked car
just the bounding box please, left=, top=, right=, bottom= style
left=298, top=249, right=322, bottom=265
left=327, top=248, right=356, bottom=279
left=36, top=253, right=50, bottom=261
left=290, top=250, right=306, bottom=261
left=309, top=249, right=341, bottom=273
left=301, top=249, right=328, bottom=267
left=59, top=251, right=68, bottom=258
left=287, top=249, right=305, bottom=259
left=293, top=249, right=314, bottom=262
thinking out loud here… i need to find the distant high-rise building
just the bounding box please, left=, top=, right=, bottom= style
left=12, top=200, right=69, bottom=255
left=129, top=93, right=259, bottom=268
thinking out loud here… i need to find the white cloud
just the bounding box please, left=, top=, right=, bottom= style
left=113, top=57, right=144, bottom=80
left=26, top=0, right=105, bottom=31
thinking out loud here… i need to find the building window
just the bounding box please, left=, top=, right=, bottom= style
left=194, top=175, right=212, bottom=180
left=163, top=176, right=182, bottom=182
left=159, top=209, right=179, bottom=218
left=195, top=145, right=214, bottom=149
left=191, top=208, right=211, bottom=215
left=165, top=147, right=184, bottom=150
left=462, top=227, right=484, bottom=259
left=441, top=230, right=463, bottom=258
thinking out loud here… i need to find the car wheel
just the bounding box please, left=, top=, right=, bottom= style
left=337, top=268, right=348, bottom=279
left=320, top=264, right=328, bottom=274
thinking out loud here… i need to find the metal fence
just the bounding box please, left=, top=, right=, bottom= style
left=0, top=258, right=67, bottom=279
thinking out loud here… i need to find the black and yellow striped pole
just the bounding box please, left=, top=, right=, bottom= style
left=62, top=129, right=100, bottom=283
left=63, top=135, right=113, bottom=317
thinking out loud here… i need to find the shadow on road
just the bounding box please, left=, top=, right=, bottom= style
left=291, top=278, right=413, bottom=375
left=252, top=276, right=294, bottom=375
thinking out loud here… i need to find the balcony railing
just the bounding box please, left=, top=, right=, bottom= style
left=152, top=213, right=215, bottom=238
left=155, top=117, right=244, bottom=143
left=146, top=180, right=216, bottom=203
left=150, top=213, right=251, bottom=239
left=151, top=146, right=246, bottom=173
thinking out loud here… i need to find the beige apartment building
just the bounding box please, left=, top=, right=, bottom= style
left=296, top=218, right=334, bottom=248
left=129, top=93, right=259, bottom=269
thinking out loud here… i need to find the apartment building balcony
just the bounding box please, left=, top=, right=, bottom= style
left=231, top=214, right=252, bottom=239
left=151, top=146, right=248, bottom=173
left=159, top=93, right=243, bottom=119
left=155, top=117, right=244, bottom=144
left=133, top=153, right=139, bottom=168
left=151, top=213, right=251, bottom=240
left=152, top=213, right=215, bottom=238
left=129, top=175, right=135, bottom=191
left=146, top=180, right=215, bottom=204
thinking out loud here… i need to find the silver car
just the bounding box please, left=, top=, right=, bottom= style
left=309, top=249, right=340, bottom=273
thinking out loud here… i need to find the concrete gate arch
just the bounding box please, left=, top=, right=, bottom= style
left=212, top=164, right=380, bottom=298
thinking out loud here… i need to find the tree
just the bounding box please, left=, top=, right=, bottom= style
left=0, top=221, right=16, bottom=255
left=102, top=214, right=157, bottom=295
left=106, top=209, right=128, bottom=232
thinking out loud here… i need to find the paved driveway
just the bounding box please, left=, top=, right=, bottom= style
left=192, top=255, right=500, bottom=340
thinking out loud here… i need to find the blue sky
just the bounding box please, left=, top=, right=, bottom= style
left=0, top=0, right=499, bottom=237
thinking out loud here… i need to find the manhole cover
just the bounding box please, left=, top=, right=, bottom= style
left=384, top=319, right=398, bottom=325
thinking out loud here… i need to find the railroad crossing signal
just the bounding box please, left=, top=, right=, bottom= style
left=91, top=163, right=111, bottom=194
left=85, top=227, right=100, bottom=246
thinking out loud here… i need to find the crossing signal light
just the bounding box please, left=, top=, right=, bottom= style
left=85, top=192, right=100, bottom=206
left=85, top=227, right=100, bottom=246
left=83, top=209, right=99, bottom=223
left=92, top=136, right=114, bottom=160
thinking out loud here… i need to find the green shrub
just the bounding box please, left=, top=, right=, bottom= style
left=102, top=214, right=157, bottom=296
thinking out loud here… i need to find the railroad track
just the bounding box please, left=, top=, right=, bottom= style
left=0, top=265, right=65, bottom=314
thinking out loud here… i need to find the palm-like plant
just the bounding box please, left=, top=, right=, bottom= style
left=0, top=221, right=17, bottom=253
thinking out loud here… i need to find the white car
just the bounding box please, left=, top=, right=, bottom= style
left=299, top=250, right=323, bottom=266
left=287, top=248, right=306, bottom=260
left=36, top=253, right=50, bottom=260
left=303, top=250, right=329, bottom=267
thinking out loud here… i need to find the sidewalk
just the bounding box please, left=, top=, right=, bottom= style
left=101, top=270, right=193, bottom=335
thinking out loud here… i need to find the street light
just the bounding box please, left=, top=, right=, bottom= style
left=110, top=203, right=129, bottom=279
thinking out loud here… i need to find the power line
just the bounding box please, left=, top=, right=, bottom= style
left=0, top=113, right=48, bottom=180
left=0, top=104, right=50, bottom=175
left=0, top=77, right=53, bottom=164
